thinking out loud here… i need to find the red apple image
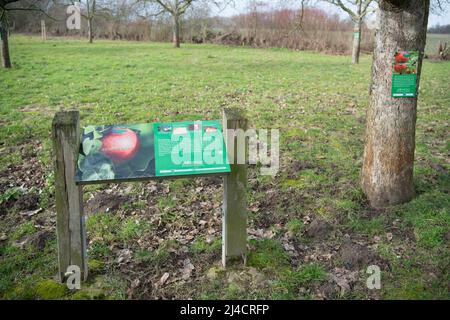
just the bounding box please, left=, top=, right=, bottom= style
left=101, top=127, right=140, bottom=165
left=395, top=52, right=409, bottom=63
left=394, top=64, right=407, bottom=73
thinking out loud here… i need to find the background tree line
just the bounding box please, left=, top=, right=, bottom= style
left=428, top=23, right=450, bottom=33
left=7, top=0, right=376, bottom=54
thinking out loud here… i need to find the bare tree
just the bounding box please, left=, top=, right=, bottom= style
left=245, top=1, right=267, bottom=42
left=0, top=1, right=18, bottom=68
left=325, top=0, right=375, bottom=64
left=361, top=0, right=430, bottom=207
left=83, top=0, right=96, bottom=43
left=140, top=0, right=231, bottom=48
left=183, top=4, right=211, bottom=43
left=68, top=0, right=97, bottom=43
left=1, top=0, right=52, bottom=68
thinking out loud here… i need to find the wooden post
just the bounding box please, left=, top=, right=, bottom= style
left=222, top=108, right=248, bottom=267
left=41, top=20, right=46, bottom=41
left=52, top=111, right=87, bottom=282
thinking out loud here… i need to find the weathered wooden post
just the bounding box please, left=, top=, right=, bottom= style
left=52, top=111, right=87, bottom=282
left=222, top=108, right=248, bottom=267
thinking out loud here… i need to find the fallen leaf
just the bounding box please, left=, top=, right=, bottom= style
left=386, top=233, right=393, bottom=242
left=283, top=242, right=295, bottom=251
left=180, top=259, right=195, bottom=280
left=330, top=268, right=358, bottom=297
left=131, top=278, right=140, bottom=289
left=205, top=235, right=215, bottom=243
left=322, top=253, right=333, bottom=260
left=20, top=208, right=42, bottom=217
left=159, top=272, right=170, bottom=286
left=117, top=249, right=132, bottom=264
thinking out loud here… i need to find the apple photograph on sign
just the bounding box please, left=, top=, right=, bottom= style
left=76, top=124, right=155, bottom=183
left=393, top=51, right=418, bottom=74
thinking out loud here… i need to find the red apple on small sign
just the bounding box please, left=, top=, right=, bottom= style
left=101, top=128, right=140, bottom=164
left=394, top=64, right=407, bottom=73
left=395, top=52, right=409, bottom=63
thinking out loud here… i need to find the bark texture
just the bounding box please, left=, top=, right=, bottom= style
left=351, top=2, right=362, bottom=64
left=362, top=0, right=430, bottom=208
left=173, top=14, right=180, bottom=48
left=352, top=19, right=362, bottom=64
left=88, top=18, right=93, bottom=43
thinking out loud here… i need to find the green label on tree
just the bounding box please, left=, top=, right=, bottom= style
left=153, top=120, right=230, bottom=177
left=392, top=51, right=418, bottom=98
left=354, top=32, right=360, bottom=39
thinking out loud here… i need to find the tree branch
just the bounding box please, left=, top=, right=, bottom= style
left=328, top=0, right=357, bottom=20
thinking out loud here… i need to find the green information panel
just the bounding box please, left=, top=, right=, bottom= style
left=154, top=120, right=230, bottom=177
left=392, top=51, right=418, bottom=98
left=76, top=120, right=230, bottom=184
left=354, top=32, right=360, bottom=39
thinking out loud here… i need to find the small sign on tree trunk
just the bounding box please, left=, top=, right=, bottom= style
left=391, top=51, right=419, bottom=98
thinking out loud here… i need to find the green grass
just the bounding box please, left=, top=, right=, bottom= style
left=398, top=191, right=450, bottom=248
left=0, top=241, right=58, bottom=299
left=135, top=239, right=178, bottom=267
left=86, top=213, right=151, bottom=244
left=273, top=263, right=328, bottom=299
left=286, top=218, right=304, bottom=236
left=191, top=237, right=222, bottom=254
left=247, top=239, right=290, bottom=270
left=1, top=35, right=449, bottom=300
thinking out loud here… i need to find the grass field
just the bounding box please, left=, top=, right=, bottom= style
left=0, top=35, right=449, bottom=300
left=426, top=33, right=450, bottom=56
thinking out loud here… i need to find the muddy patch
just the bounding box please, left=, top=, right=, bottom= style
left=85, top=192, right=132, bottom=215
left=14, top=229, right=53, bottom=250
left=316, top=281, right=340, bottom=299
left=305, top=218, right=333, bottom=241
left=14, top=193, right=40, bottom=211
left=19, top=104, right=58, bottom=117
left=286, top=160, right=315, bottom=179
left=0, top=141, right=46, bottom=215
left=338, top=238, right=377, bottom=270
left=0, top=141, right=46, bottom=193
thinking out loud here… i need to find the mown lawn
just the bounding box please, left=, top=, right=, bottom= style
left=0, top=35, right=449, bottom=300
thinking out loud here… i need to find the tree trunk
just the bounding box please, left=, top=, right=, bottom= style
left=361, top=0, right=430, bottom=208
left=41, top=20, right=47, bottom=41
left=87, top=18, right=93, bottom=43
left=202, top=23, right=207, bottom=43
left=173, top=14, right=181, bottom=48
left=352, top=1, right=362, bottom=64
left=1, top=25, right=12, bottom=69
left=352, top=19, right=362, bottom=64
